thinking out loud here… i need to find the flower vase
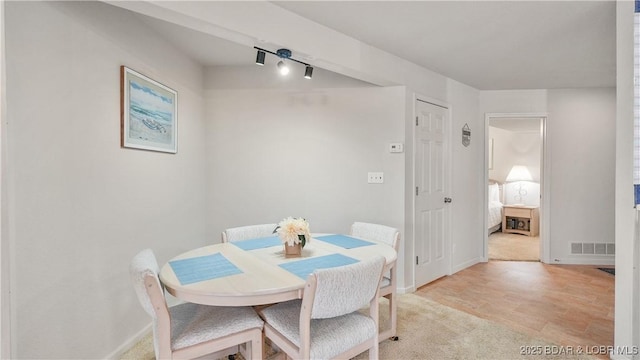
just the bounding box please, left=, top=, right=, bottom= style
left=284, top=243, right=302, bottom=258
left=284, top=235, right=306, bottom=258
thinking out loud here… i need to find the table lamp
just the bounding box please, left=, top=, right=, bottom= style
left=506, top=165, right=533, bottom=205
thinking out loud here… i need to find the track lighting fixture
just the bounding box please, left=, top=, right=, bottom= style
left=255, top=50, right=265, bottom=66
left=254, top=46, right=314, bottom=79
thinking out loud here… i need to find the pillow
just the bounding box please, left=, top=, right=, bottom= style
left=488, top=183, right=500, bottom=203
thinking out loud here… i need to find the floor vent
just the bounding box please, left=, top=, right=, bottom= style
left=570, top=242, right=615, bottom=255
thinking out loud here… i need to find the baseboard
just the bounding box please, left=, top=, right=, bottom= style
left=105, top=323, right=151, bottom=359
left=398, top=285, right=415, bottom=294
left=549, top=257, right=615, bottom=266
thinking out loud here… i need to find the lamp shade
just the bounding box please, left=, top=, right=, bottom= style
left=505, top=165, right=533, bottom=182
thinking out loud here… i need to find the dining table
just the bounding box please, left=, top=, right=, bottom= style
left=159, top=234, right=398, bottom=307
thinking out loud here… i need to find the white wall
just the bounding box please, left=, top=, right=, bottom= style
left=204, top=86, right=404, bottom=230
left=206, top=65, right=373, bottom=90
left=614, top=0, right=637, bottom=356
left=204, top=74, right=407, bottom=284
left=447, top=80, right=484, bottom=273
left=489, top=127, right=541, bottom=207
left=489, top=127, right=541, bottom=183
left=547, top=88, right=616, bottom=264
left=5, top=2, right=208, bottom=358
left=489, top=127, right=517, bottom=182
left=204, top=76, right=483, bottom=292
left=481, top=89, right=615, bottom=265
left=0, top=0, right=8, bottom=357
left=480, top=90, right=548, bottom=114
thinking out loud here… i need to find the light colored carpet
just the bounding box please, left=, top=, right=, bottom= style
left=122, top=293, right=595, bottom=359
left=489, top=232, right=539, bottom=261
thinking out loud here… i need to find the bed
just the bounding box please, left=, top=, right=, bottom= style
left=488, top=179, right=503, bottom=234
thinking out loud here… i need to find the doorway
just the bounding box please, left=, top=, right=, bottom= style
left=484, top=113, right=548, bottom=263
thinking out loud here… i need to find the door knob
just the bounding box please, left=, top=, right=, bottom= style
left=444, top=197, right=452, bottom=203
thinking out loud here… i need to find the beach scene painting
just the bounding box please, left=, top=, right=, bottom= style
left=121, top=66, right=177, bottom=153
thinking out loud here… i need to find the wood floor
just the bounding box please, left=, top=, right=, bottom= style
left=415, top=261, right=614, bottom=352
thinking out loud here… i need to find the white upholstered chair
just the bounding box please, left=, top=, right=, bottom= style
left=259, top=256, right=385, bottom=360
left=129, top=249, right=264, bottom=360
left=350, top=221, right=400, bottom=342
left=221, top=223, right=278, bottom=243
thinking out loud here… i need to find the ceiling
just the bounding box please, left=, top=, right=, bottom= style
left=138, top=1, right=616, bottom=91
left=138, top=14, right=257, bottom=67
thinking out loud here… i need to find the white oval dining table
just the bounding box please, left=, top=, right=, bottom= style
left=159, top=234, right=397, bottom=307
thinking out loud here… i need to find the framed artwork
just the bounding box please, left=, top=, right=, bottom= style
left=121, top=66, right=177, bottom=153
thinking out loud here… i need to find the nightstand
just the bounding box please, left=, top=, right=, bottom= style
left=502, top=205, right=539, bottom=236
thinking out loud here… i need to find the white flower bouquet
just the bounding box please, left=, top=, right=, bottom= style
left=275, top=217, right=311, bottom=248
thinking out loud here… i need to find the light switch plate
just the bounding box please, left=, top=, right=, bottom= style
left=389, top=143, right=404, bottom=153
left=368, top=172, right=384, bottom=184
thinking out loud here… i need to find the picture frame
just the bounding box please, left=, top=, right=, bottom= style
left=121, top=66, right=177, bottom=153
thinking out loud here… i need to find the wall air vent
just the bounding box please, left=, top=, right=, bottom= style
left=570, top=242, right=615, bottom=255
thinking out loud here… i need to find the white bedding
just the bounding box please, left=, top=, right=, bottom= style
left=488, top=200, right=503, bottom=229
left=488, top=183, right=502, bottom=232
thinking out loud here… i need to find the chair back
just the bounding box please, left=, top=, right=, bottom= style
left=130, top=249, right=165, bottom=318
left=130, top=249, right=172, bottom=357
left=222, top=223, right=277, bottom=243
left=351, top=222, right=399, bottom=251
left=305, top=256, right=385, bottom=319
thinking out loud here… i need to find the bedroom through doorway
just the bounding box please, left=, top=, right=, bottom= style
left=486, top=114, right=546, bottom=262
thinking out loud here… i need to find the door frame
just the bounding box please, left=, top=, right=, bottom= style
left=483, top=112, right=549, bottom=263
left=0, top=1, right=9, bottom=357
left=412, top=94, right=452, bottom=289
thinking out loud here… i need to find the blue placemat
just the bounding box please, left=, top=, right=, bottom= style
left=169, top=253, right=242, bottom=285
left=315, top=234, right=375, bottom=249
left=279, top=253, right=359, bottom=279
left=232, top=236, right=282, bottom=251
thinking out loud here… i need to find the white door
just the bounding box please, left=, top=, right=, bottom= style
left=414, top=99, right=451, bottom=287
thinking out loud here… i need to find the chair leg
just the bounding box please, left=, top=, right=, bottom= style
left=389, top=292, right=398, bottom=341
left=379, top=293, right=399, bottom=342
left=246, top=341, right=252, bottom=359
left=369, top=337, right=379, bottom=360
left=387, top=292, right=398, bottom=341
left=249, top=328, right=262, bottom=360
left=262, top=331, right=268, bottom=360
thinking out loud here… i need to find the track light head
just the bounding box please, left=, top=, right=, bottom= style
left=277, top=61, right=290, bottom=75
left=304, top=65, right=313, bottom=79
left=255, top=50, right=265, bottom=66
